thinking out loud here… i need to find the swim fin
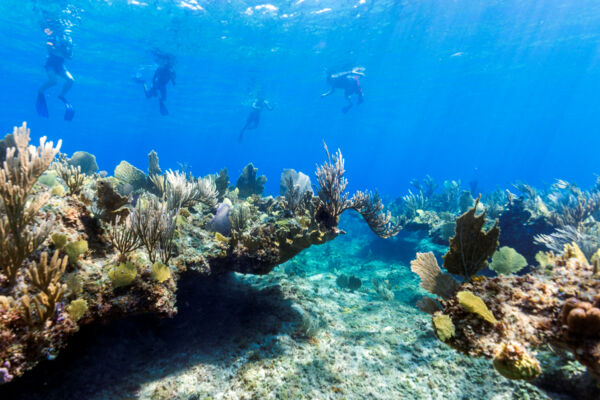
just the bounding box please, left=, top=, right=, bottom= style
left=59, top=96, right=75, bottom=121
left=159, top=101, right=168, bottom=116
left=64, top=103, right=75, bottom=121
left=36, top=92, right=49, bottom=118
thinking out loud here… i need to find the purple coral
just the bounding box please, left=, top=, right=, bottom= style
left=0, top=361, right=13, bottom=384
left=210, top=202, right=231, bottom=236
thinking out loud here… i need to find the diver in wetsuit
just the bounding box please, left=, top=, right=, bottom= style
left=321, top=67, right=365, bottom=113
left=36, top=21, right=75, bottom=121
left=239, top=98, right=274, bottom=142
left=143, top=52, right=176, bottom=116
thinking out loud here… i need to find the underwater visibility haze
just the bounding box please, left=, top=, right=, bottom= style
left=0, top=0, right=600, bottom=399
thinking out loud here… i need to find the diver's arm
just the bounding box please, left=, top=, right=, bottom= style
left=265, top=101, right=274, bottom=111
left=351, top=67, right=366, bottom=76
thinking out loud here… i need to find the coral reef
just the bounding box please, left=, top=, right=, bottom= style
left=416, top=244, right=600, bottom=381
left=0, top=122, right=399, bottom=384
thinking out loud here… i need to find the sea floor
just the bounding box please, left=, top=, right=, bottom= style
left=0, top=216, right=580, bottom=400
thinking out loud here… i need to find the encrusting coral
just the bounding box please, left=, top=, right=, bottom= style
left=0, top=122, right=400, bottom=384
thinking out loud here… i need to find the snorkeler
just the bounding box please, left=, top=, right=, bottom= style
left=36, top=19, right=75, bottom=121
left=321, top=67, right=365, bottom=113
left=238, top=97, right=274, bottom=142
left=140, top=50, right=176, bottom=116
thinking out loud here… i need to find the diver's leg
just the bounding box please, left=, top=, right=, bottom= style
left=342, top=92, right=353, bottom=113
left=159, top=87, right=168, bottom=116
left=36, top=70, right=56, bottom=118
left=58, top=70, right=74, bottom=98
left=145, top=84, right=156, bottom=98
left=39, top=69, right=58, bottom=93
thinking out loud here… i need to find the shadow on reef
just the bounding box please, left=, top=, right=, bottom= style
left=0, top=272, right=303, bottom=400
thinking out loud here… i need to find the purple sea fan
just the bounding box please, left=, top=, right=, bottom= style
left=210, top=200, right=232, bottom=236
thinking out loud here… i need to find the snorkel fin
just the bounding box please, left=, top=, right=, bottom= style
left=159, top=101, right=168, bottom=116
left=59, top=95, right=75, bottom=121
left=36, top=91, right=49, bottom=118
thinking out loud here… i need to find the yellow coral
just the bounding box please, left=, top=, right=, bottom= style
left=492, top=343, right=541, bottom=380
left=151, top=262, right=171, bottom=283
left=67, top=298, right=88, bottom=322
left=432, top=314, right=455, bottom=341
left=107, top=262, right=137, bottom=288
left=457, top=290, right=498, bottom=324
left=65, top=273, right=82, bottom=296
left=64, top=240, right=88, bottom=264
left=214, top=232, right=230, bottom=244
left=51, top=185, right=65, bottom=197
left=563, top=242, right=588, bottom=265
left=535, top=251, right=555, bottom=270
left=50, top=233, right=68, bottom=250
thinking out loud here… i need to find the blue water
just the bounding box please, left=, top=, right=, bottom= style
left=1, top=0, right=599, bottom=197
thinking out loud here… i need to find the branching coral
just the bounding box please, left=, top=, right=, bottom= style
left=401, top=190, right=428, bottom=217
left=20, top=251, right=68, bottom=327
left=349, top=191, right=401, bottom=239
left=534, top=225, right=600, bottom=261
left=0, top=122, right=61, bottom=284
left=54, top=161, right=85, bottom=195
left=281, top=169, right=313, bottom=215
left=315, top=143, right=401, bottom=238
left=165, top=170, right=218, bottom=211
left=548, top=192, right=600, bottom=229
left=315, top=144, right=351, bottom=221
left=130, top=196, right=178, bottom=264
left=107, top=215, right=141, bottom=262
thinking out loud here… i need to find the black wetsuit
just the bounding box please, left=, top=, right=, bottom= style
left=146, top=65, right=176, bottom=101
left=330, top=75, right=363, bottom=99
left=239, top=100, right=272, bottom=141
left=44, top=34, right=72, bottom=79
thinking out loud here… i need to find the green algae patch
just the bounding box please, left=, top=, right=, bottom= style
left=107, top=262, right=137, bottom=288
left=457, top=290, right=498, bottom=324
left=67, top=299, right=88, bottom=322
left=151, top=262, right=170, bottom=283
left=50, top=233, right=68, bottom=250
left=432, top=314, right=455, bottom=341
left=64, top=240, right=88, bottom=264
